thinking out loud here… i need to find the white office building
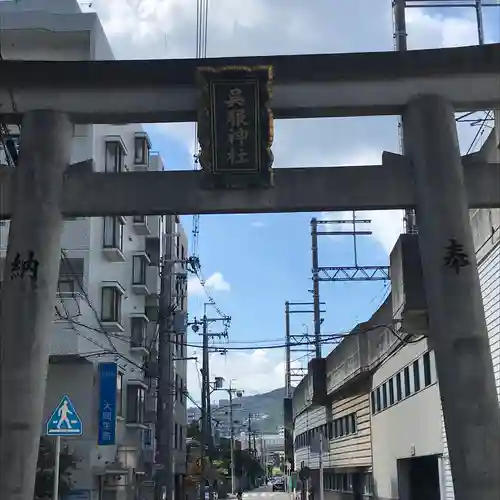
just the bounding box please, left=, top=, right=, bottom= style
left=0, top=1, right=189, bottom=499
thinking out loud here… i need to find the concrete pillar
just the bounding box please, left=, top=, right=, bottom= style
left=403, top=94, right=500, bottom=500
left=0, top=110, right=72, bottom=500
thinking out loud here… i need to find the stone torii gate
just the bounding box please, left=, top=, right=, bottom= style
left=0, top=43, right=500, bottom=500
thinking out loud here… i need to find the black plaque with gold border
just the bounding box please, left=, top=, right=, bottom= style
left=197, top=65, right=274, bottom=189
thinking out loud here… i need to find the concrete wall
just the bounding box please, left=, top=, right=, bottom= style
left=371, top=341, right=441, bottom=500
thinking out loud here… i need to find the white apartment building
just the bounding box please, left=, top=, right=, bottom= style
left=292, top=124, right=500, bottom=500
left=0, top=1, right=189, bottom=499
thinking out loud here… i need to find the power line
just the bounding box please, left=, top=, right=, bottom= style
left=60, top=314, right=425, bottom=351
left=60, top=249, right=119, bottom=354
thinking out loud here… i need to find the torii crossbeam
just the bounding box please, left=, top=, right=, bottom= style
left=0, top=44, right=499, bottom=500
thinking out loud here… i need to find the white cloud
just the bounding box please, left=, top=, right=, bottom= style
left=251, top=221, right=266, bottom=228
left=406, top=9, right=482, bottom=49
left=187, top=271, right=231, bottom=296
left=186, top=347, right=292, bottom=403
left=320, top=151, right=404, bottom=254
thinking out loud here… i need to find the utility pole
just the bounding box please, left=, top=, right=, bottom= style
left=156, top=215, right=176, bottom=500
left=284, top=300, right=325, bottom=476
left=196, top=309, right=231, bottom=500
left=201, top=315, right=210, bottom=500
left=284, top=301, right=326, bottom=391
left=0, top=110, right=72, bottom=500
left=310, top=218, right=322, bottom=358
left=393, top=0, right=418, bottom=234
left=225, top=382, right=244, bottom=496
left=284, top=301, right=291, bottom=398
left=247, top=413, right=253, bottom=456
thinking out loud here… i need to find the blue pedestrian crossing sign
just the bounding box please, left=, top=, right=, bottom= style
left=46, top=395, right=83, bottom=437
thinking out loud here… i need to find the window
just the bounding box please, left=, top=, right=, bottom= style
left=174, top=423, right=178, bottom=449
left=126, top=385, right=145, bottom=423
left=133, top=215, right=146, bottom=224
left=404, top=366, right=411, bottom=397
left=376, top=387, right=381, bottom=412
left=105, top=141, right=124, bottom=172
left=371, top=391, right=376, bottom=414
left=0, top=133, right=19, bottom=166
left=103, top=216, right=124, bottom=250
left=413, top=359, right=421, bottom=392
left=396, top=372, right=402, bottom=401
left=382, top=383, right=388, bottom=409
left=363, top=473, right=374, bottom=495
left=101, top=286, right=122, bottom=323
left=388, top=378, right=395, bottom=405
left=58, top=279, right=76, bottom=295
left=134, top=135, right=150, bottom=165
left=349, top=414, right=356, bottom=434
left=132, top=255, right=147, bottom=285
left=116, top=372, right=124, bottom=417
left=180, top=377, right=185, bottom=404
left=179, top=425, right=184, bottom=450
left=131, top=317, right=147, bottom=348
left=423, top=351, right=432, bottom=386
left=331, top=413, right=356, bottom=439
left=143, top=427, right=152, bottom=447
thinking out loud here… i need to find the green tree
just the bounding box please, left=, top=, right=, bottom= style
left=34, top=436, right=79, bottom=499
left=187, top=420, right=202, bottom=440
left=213, top=439, right=263, bottom=480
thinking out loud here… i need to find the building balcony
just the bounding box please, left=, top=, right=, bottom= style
left=126, top=380, right=149, bottom=430
left=102, top=246, right=126, bottom=262
left=100, top=282, right=125, bottom=333
left=133, top=132, right=152, bottom=171
left=145, top=234, right=161, bottom=265
left=132, top=215, right=152, bottom=236
left=130, top=314, right=150, bottom=356
left=102, top=216, right=127, bottom=262
left=132, top=253, right=151, bottom=295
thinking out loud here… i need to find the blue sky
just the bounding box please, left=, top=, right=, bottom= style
left=91, top=0, right=500, bottom=399
left=147, top=124, right=391, bottom=345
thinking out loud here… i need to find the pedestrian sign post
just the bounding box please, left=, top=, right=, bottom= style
left=46, top=395, right=83, bottom=437
left=45, top=395, right=83, bottom=500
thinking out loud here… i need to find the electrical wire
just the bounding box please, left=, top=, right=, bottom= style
left=60, top=249, right=119, bottom=354
left=191, top=0, right=210, bottom=259
left=59, top=313, right=426, bottom=352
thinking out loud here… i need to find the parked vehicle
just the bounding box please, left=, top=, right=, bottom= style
left=272, top=479, right=285, bottom=492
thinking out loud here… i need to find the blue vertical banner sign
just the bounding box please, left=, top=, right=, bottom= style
left=97, top=362, right=117, bottom=446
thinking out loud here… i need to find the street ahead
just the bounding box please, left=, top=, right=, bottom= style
left=241, top=485, right=291, bottom=499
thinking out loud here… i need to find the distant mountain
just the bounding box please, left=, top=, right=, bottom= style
left=188, top=387, right=288, bottom=434
left=238, top=387, right=286, bottom=434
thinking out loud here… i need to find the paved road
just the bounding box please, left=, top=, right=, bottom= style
left=242, top=486, right=290, bottom=499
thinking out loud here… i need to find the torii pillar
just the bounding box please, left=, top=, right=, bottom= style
left=404, top=94, right=500, bottom=500
left=0, top=110, right=72, bottom=500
